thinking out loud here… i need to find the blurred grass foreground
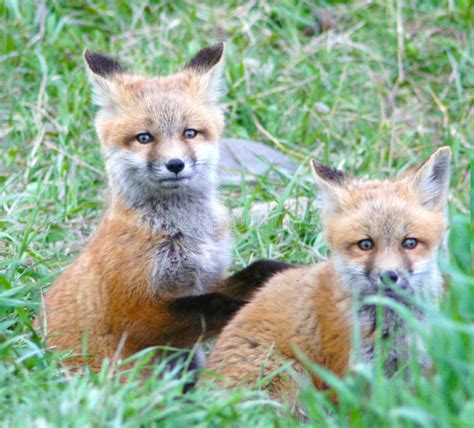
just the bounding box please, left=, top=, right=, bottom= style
left=1, top=1, right=473, bottom=426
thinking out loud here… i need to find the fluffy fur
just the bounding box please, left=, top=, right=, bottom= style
left=39, top=44, right=251, bottom=370
left=204, top=147, right=451, bottom=410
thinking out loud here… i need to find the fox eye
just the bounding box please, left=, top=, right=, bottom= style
left=136, top=133, right=154, bottom=144
left=357, top=239, right=375, bottom=251
left=183, top=129, right=198, bottom=139
left=402, top=238, right=417, bottom=249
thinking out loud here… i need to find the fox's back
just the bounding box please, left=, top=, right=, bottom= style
left=205, top=262, right=353, bottom=387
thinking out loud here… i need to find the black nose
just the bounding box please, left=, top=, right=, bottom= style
left=166, top=158, right=185, bottom=174
left=380, top=270, right=399, bottom=285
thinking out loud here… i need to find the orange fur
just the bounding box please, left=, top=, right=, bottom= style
left=39, top=44, right=245, bottom=370
left=40, top=193, right=228, bottom=370
left=204, top=263, right=352, bottom=407
left=204, top=147, right=451, bottom=411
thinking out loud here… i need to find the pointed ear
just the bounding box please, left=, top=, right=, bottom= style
left=310, top=160, right=346, bottom=214
left=83, top=50, right=125, bottom=108
left=408, top=147, right=451, bottom=210
left=84, top=50, right=125, bottom=77
left=183, top=42, right=225, bottom=103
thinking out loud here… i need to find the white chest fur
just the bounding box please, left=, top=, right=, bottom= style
left=143, top=193, right=231, bottom=300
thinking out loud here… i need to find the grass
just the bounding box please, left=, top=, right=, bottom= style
left=0, top=0, right=472, bottom=426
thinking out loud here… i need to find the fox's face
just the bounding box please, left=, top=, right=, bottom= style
left=311, top=148, right=451, bottom=307
left=84, top=44, right=225, bottom=204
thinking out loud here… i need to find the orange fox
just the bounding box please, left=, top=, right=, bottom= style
left=204, top=147, right=451, bottom=408
left=39, top=43, right=287, bottom=370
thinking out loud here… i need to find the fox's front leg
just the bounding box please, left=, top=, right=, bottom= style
left=217, top=259, right=294, bottom=300
left=168, top=260, right=293, bottom=325
left=167, top=259, right=294, bottom=337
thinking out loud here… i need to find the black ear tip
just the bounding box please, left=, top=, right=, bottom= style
left=310, top=159, right=322, bottom=171
left=212, top=41, right=225, bottom=54
left=310, top=159, right=328, bottom=175
left=83, top=50, right=124, bottom=77
left=83, top=50, right=100, bottom=68
left=185, top=42, right=225, bottom=72
left=83, top=49, right=98, bottom=63
left=311, top=160, right=345, bottom=183
left=204, top=42, right=225, bottom=56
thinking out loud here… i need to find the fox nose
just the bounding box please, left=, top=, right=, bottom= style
left=380, top=270, right=399, bottom=285
left=166, top=158, right=185, bottom=174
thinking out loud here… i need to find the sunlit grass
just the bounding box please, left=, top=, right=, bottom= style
left=0, top=0, right=472, bottom=426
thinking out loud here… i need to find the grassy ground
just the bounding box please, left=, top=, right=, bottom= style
left=1, top=0, right=472, bottom=426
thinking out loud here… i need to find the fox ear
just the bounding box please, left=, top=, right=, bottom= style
left=310, top=160, right=346, bottom=213
left=84, top=50, right=125, bottom=108
left=84, top=50, right=125, bottom=77
left=408, top=147, right=451, bottom=210
left=184, top=42, right=225, bottom=103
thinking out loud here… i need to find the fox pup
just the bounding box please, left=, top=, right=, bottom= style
left=204, top=147, right=451, bottom=408
left=39, top=44, right=282, bottom=370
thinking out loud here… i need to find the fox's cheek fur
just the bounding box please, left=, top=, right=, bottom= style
left=333, top=253, right=374, bottom=295
left=333, top=249, right=442, bottom=306
left=105, top=142, right=219, bottom=205
left=409, top=257, right=444, bottom=302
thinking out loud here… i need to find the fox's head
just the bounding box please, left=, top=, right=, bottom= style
left=84, top=43, right=225, bottom=205
left=311, top=147, right=451, bottom=306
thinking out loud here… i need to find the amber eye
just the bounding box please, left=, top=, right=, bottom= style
left=402, top=238, right=417, bottom=249
left=357, top=239, right=375, bottom=251
left=136, top=133, right=154, bottom=144
left=183, top=129, right=198, bottom=139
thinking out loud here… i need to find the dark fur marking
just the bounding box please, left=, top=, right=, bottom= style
left=168, top=293, right=245, bottom=318
left=84, top=50, right=125, bottom=77
left=312, top=161, right=345, bottom=184
left=245, top=338, right=260, bottom=349
left=171, top=231, right=183, bottom=240
left=364, top=253, right=376, bottom=278
left=168, top=260, right=293, bottom=325
left=225, top=259, right=294, bottom=294
left=184, top=43, right=224, bottom=72
left=400, top=251, right=413, bottom=274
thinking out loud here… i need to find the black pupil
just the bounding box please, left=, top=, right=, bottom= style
left=404, top=239, right=416, bottom=248
left=138, top=134, right=151, bottom=143
left=185, top=129, right=196, bottom=138
left=359, top=240, right=373, bottom=250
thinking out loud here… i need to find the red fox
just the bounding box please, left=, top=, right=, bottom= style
left=204, top=147, right=451, bottom=408
left=38, top=43, right=288, bottom=370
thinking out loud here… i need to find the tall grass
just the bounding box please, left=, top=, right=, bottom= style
left=1, top=0, right=472, bottom=426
